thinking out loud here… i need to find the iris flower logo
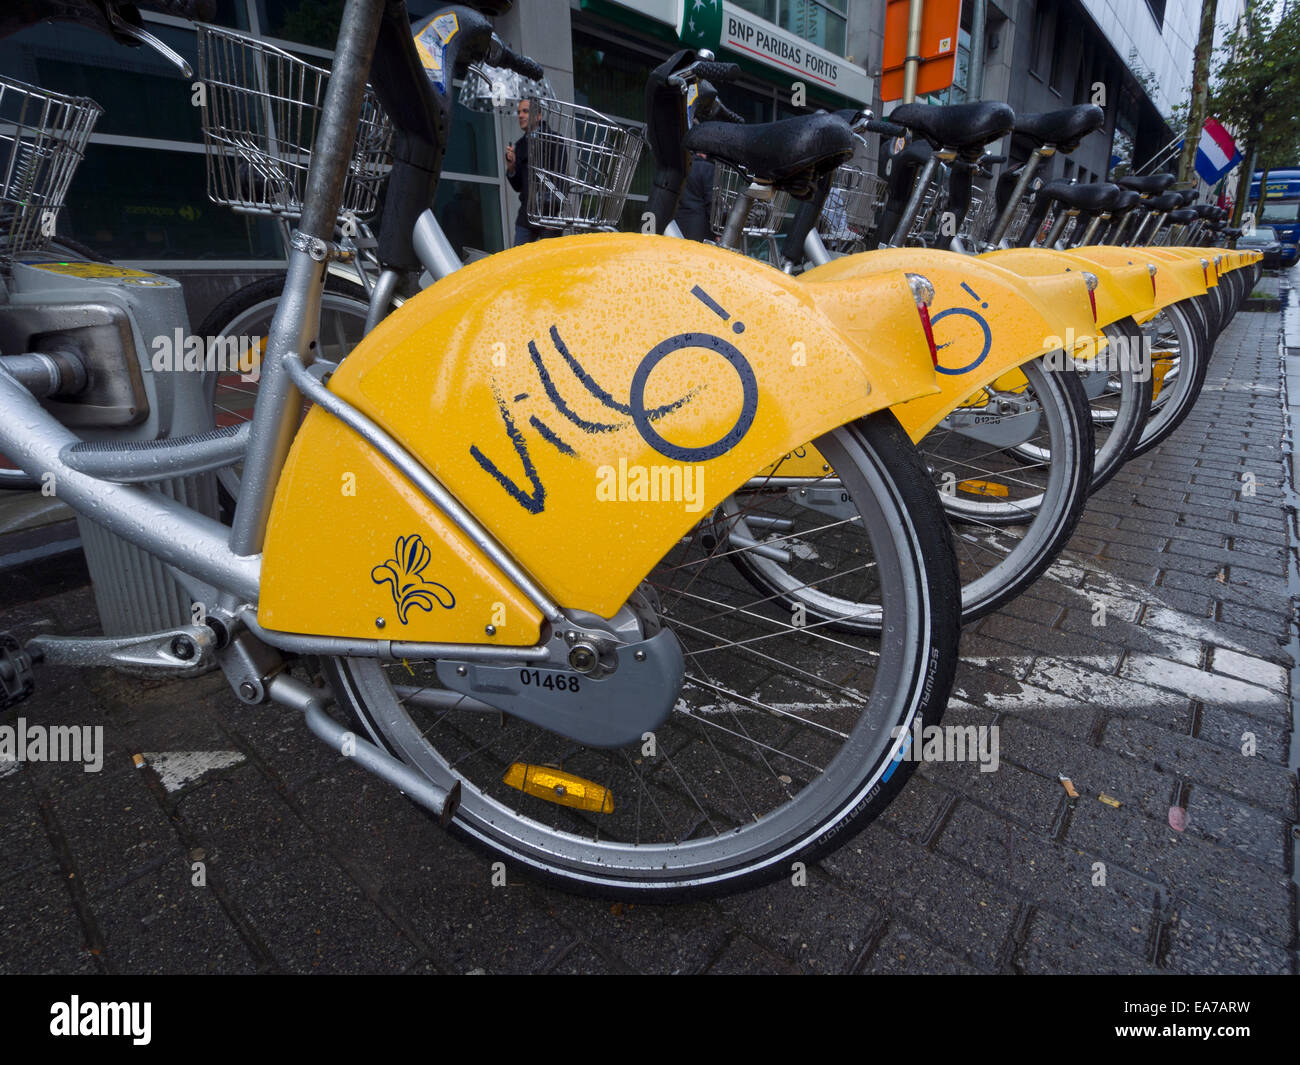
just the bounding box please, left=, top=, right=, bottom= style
left=371, top=534, right=455, bottom=624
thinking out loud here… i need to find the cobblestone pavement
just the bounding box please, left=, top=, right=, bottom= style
left=1, top=276, right=1296, bottom=974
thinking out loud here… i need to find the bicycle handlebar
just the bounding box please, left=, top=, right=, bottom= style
left=709, top=99, right=745, bottom=124
left=488, top=35, right=545, bottom=81
left=694, top=61, right=741, bottom=84
left=864, top=119, right=905, bottom=137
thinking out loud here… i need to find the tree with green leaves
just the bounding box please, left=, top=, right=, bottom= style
left=1210, top=0, right=1300, bottom=223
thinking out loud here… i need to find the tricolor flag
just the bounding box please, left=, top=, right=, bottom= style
left=1195, top=118, right=1242, bottom=184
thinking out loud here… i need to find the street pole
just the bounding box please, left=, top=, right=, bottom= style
left=968, top=0, right=987, bottom=101
left=1177, top=0, right=1219, bottom=185
left=902, top=0, right=925, bottom=103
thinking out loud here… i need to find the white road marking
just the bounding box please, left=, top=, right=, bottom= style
left=1210, top=647, right=1290, bottom=693
left=962, top=554, right=1289, bottom=712
left=1119, top=654, right=1284, bottom=709
left=142, top=750, right=245, bottom=792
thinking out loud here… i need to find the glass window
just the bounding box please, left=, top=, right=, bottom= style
left=444, top=97, right=500, bottom=179
left=0, top=23, right=203, bottom=143
left=1260, top=202, right=1300, bottom=223
left=729, top=84, right=777, bottom=124
left=207, top=0, right=251, bottom=28
left=730, top=0, right=779, bottom=21
left=1048, top=8, right=1069, bottom=90
left=60, top=144, right=282, bottom=260
left=1073, top=45, right=1092, bottom=104
left=255, top=0, right=345, bottom=50
left=434, top=177, right=503, bottom=258
left=572, top=33, right=666, bottom=126
left=779, top=0, right=847, bottom=57
left=1029, top=0, right=1050, bottom=76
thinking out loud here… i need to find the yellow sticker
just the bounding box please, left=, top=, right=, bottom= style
left=29, top=262, right=171, bottom=286
left=432, top=11, right=458, bottom=44
left=413, top=34, right=440, bottom=73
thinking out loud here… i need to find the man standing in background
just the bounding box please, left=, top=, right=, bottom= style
left=506, top=97, right=564, bottom=245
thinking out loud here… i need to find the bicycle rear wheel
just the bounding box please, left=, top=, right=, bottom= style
left=1129, top=300, right=1208, bottom=458
left=1010, top=317, right=1152, bottom=493
left=195, top=272, right=378, bottom=519
left=323, top=411, right=960, bottom=900
left=916, top=356, right=1093, bottom=622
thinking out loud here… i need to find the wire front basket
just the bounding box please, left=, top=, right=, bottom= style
left=195, top=24, right=394, bottom=222
left=710, top=161, right=792, bottom=238
left=0, top=76, right=101, bottom=267
left=905, top=184, right=944, bottom=241
left=525, top=99, right=645, bottom=231
left=818, top=165, right=885, bottom=247
left=959, top=188, right=996, bottom=242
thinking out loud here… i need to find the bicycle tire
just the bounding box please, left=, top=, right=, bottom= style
left=322, top=411, right=961, bottom=901
left=1129, top=300, right=1209, bottom=459
left=194, top=271, right=379, bottom=520
left=919, top=357, right=1093, bottom=622
left=1010, top=317, right=1153, bottom=495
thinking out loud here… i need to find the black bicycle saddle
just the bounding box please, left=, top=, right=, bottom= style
left=887, top=101, right=1015, bottom=158
left=1118, top=173, right=1175, bottom=195
left=1013, top=105, right=1104, bottom=153
left=1038, top=180, right=1122, bottom=213
left=683, top=112, right=854, bottom=198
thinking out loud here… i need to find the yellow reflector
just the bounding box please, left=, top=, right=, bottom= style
left=503, top=763, right=614, bottom=814
left=957, top=479, right=1009, bottom=497
left=1150, top=359, right=1172, bottom=400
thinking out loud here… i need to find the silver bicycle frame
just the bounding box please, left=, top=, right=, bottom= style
left=984, top=145, right=1054, bottom=249
left=0, top=0, right=566, bottom=664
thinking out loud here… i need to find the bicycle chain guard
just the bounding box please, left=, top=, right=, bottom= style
left=436, top=627, right=683, bottom=748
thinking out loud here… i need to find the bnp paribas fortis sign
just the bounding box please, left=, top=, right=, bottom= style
left=671, top=0, right=872, bottom=102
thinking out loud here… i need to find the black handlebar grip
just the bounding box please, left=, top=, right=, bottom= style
left=695, top=61, right=741, bottom=83
left=864, top=119, right=905, bottom=137
left=132, top=0, right=218, bottom=18
left=496, top=43, right=545, bottom=81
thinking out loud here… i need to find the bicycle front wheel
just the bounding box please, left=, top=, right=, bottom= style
left=323, top=411, right=960, bottom=900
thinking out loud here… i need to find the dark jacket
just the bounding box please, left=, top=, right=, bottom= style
left=676, top=157, right=715, bottom=241
left=506, top=131, right=534, bottom=231
left=508, top=128, right=567, bottom=239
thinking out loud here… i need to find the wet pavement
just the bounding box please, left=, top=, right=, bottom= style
left=0, top=269, right=1296, bottom=974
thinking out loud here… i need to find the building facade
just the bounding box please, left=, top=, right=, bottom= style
left=0, top=0, right=1243, bottom=318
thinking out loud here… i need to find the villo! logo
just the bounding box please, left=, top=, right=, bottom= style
left=50, top=997, right=151, bottom=1045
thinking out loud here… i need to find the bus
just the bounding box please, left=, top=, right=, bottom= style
left=1249, top=168, right=1300, bottom=267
